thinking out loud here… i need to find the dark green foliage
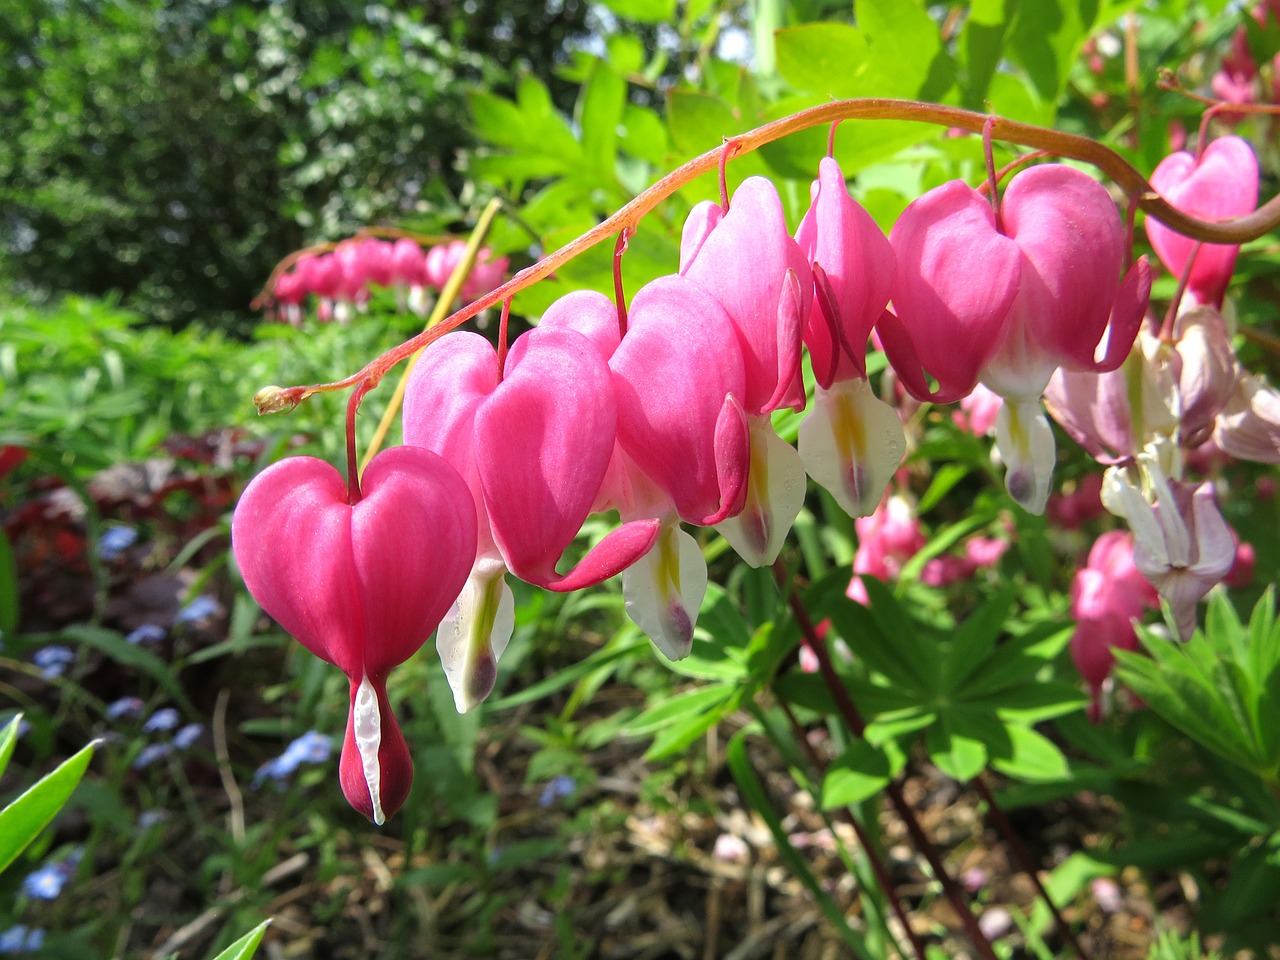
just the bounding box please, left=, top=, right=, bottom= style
left=0, top=0, right=578, bottom=330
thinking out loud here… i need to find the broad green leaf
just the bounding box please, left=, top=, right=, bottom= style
left=773, top=671, right=838, bottom=715
left=1115, top=649, right=1261, bottom=773
left=855, top=0, right=954, bottom=100
left=620, top=104, right=669, bottom=166
left=775, top=24, right=871, bottom=99
left=699, top=583, right=753, bottom=648
left=727, top=732, right=876, bottom=960
left=927, top=718, right=988, bottom=782
left=960, top=0, right=1018, bottom=106
left=597, top=0, right=676, bottom=23
left=468, top=91, right=531, bottom=151
left=0, top=740, right=96, bottom=873
left=208, top=919, right=271, bottom=960
left=1007, top=0, right=1099, bottom=102
left=822, top=738, right=906, bottom=808
left=991, top=725, right=1071, bottom=782
left=624, top=685, right=734, bottom=736
left=0, top=714, right=20, bottom=781
left=606, top=34, right=645, bottom=75
left=666, top=89, right=738, bottom=156
left=578, top=59, right=625, bottom=177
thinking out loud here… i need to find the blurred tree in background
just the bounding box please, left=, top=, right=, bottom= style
left=0, top=0, right=590, bottom=331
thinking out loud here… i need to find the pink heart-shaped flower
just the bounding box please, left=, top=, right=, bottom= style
left=232, top=446, right=477, bottom=822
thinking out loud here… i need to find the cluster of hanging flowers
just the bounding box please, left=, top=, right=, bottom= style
left=267, top=236, right=509, bottom=325
left=233, top=130, right=1280, bottom=823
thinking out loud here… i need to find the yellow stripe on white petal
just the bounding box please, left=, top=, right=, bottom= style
left=622, top=521, right=707, bottom=661
left=994, top=398, right=1056, bottom=515
left=716, top=417, right=806, bottom=567
left=437, top=556, right=515, bottom=714
left=352, top=674, right=385, bottom=826
left=798, top=377, right=905, bottom=519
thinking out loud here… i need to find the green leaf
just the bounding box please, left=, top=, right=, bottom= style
left=666, top=89, right=739, bottom=156
left=644, top=689, right=740, bottom=761
left=727, top=732, right=876, bottom=960
left=916, top=463, right=971, bottom=514
left=927, top=718, right=988, bottom=782
left=578, top=59, right=625, bottom=177
left=207, top=919, right=271, bottom=960
left=991, top=725, right=1070, bottom=782
left=1007, top=0, right=1099, bottom=102
left=597, top=0, right=676, bottom=23
left=606, top=34, right=645, bottom=75
left=619, top=104, right=669, bottom=166
left=0, top=714, right=20, bottom=781
left=0, top=740, right=96, bottom=873
left=58, top=625, right=195, bottom=714
left=488, top=637, right=648, bottom=710
left=944, top=585, right=1017, bottom=693
left=775, top=24, right=870, bottom=99
left=960, top=0, right=1017, bottom=106
left=821, top=738, right=906, bottom=808
left=624, top=685, right=734, bottom=736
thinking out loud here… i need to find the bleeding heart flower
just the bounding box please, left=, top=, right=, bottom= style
left=1146, top=136, right=1259, bottom=310
left=793, top=157, right=905, bottom=518
left=404, top=327, right=660, bottom=707
left=679, top=179, right=811, bottom=564
left=232, top=447, right=477, bottom=823
left=1069, top=530, right=1158, bottom=722
left=1102, top=456, right=1236, bottom=641
left=883, top=167, right=1150, bottom=513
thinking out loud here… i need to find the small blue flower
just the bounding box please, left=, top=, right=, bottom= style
left=174, top=595, right=219, bottom=625
left=251, top=730, right=333, bottom=787
left=21, top=856, right=75, bottom=901
left=132, top=742, right=174, bottom=769
left=173, top=723, right=203, bottom=749
left=97, top=525, right=138, bottom=561
left=538, top=774, right=577, bottom=807
left=142, top=708, right=180, bottom=733
left=32, top=645, right=75, bottom=680
left=137, top=810, right=168, bottom=828
left=106, top=697, right=145, bottom=721
left=0, top=925, right=44, bottom=954
left=126, top=623, right=167, bottom=646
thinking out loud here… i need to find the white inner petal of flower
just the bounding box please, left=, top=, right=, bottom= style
left=353, top=674, right=385, bottom=826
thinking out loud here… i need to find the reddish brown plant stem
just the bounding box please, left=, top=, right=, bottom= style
left=258, top=97, right=1280, bottom=413
left=776, top=699, right=929, bottom=960
left=772, top=563, right=1000, bottom=960
left=496, top=298, right=513, bottom=381
left=345, top=379, right=376, bottom=503
left=613, top=228, right=634, bottom=338
left=970, top=775, right=1089, bottom=960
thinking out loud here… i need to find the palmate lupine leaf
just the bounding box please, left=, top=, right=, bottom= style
left=1115, top=590, right=1280, bottom=781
